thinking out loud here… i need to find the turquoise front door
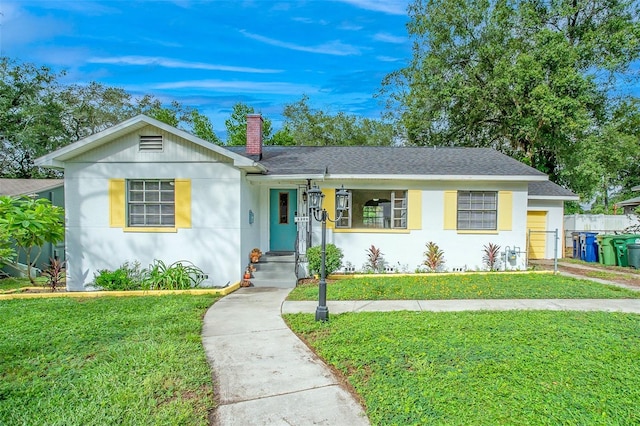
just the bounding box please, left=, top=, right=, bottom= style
left=269, top=189, right=298, bottom=252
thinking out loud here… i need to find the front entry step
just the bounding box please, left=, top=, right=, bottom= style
left=249, top=253, right=296, bottom=288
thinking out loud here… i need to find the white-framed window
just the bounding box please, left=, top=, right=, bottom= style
left=336, top=189, right=407, bottom=229
left=127, top=179, right=175, bottom=227
left=457, top=191, right=497, bottom=230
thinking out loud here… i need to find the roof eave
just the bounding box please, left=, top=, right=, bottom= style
left=246, top=173, right=325, bottom=182
left=528, top=195, right=580, bottom=201
left=237, top=161, right=267, bottom=173
left=316, top=174, right=548, bottom=181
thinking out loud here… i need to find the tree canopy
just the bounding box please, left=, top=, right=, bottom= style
left=382, top=0, right=640, bottom=203
left=0, top=57, right=222, bottom=178
left=279, top=95, right=394, bottom=146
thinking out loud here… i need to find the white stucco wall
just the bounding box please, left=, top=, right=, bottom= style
left=64, top=162, right=244, bottom=290
left=307, top=181, right=530, bottom=273
left=240, top=176, right=262, bottom=268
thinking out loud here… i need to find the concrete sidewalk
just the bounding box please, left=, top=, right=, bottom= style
left=281, top=298, right=640, bottom=314
left=201, top=287, right=369, bottom=426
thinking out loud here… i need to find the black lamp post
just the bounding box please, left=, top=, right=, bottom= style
left=307, top=184, right=349, bottom=321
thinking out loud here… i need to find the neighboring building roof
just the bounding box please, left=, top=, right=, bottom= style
left=617, top=195, right=640, bottom=207
left=0, top=179, right=64, bottom=197
left=227, top=146, right=548, bottom=181
left=527, top=181, right=579, bottom=201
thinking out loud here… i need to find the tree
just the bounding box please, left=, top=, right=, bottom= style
left=564, top=99, right=640, bottom=209
left=59, top=82, right=137, bottom=141
left=281, top=95, right=394, bottom=146
left=225, top=103, right=272, bottom=146
left=0, top=57, right=67, bottom=178
left=190, top=110, right=222, bottom=144
left=269, top=127, right=296, bottom=146
left=0, top=196, right=64, bottom=284
left=382, top=0, right=640, bottom=197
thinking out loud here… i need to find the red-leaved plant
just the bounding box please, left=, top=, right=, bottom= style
left=42, top=258, right=66, bottom=292
left=366, top=245, right=384, bottom=272
left=482, top=243, right=501, bottom=271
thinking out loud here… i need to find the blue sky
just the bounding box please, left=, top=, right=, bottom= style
left=2, top=0, right=412, bottom=136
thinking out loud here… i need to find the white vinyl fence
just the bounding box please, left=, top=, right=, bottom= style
left=563, top=214, right=639, bottom=256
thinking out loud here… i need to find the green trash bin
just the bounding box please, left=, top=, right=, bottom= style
left=597, top=234, right=616, bottom=266
left=611, top=237, right=629, bottom=267
left=628, top=244, right=640, bottom=269
left=624, top=235, right=640, bottom=246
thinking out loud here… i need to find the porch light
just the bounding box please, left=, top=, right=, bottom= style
left=307, top=185, right=323, bottom=210
left=336, top=185, right=349, bottom=212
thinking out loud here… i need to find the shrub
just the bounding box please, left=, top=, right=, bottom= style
left=94, top=267, right=136, bottom=291
left=92, top=261, right=145, bottom=290
left=423, top=241, right=445, bottom=272
left=143, top=260, right=205, bottom=290
left=94, top=260, right=204, bottom=291
left=307, top=244, right=344, bottom=276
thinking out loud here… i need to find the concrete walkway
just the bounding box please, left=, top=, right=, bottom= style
left=202, top=286, right=640, bottom=425
left=201, top=287, right=369, bottom=426
left=282, top=298, right=640, bottom=314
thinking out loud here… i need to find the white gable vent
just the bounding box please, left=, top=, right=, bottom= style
left=139, top=135, right=163, bottom=152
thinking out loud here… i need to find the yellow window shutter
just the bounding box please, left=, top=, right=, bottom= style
left=321, top=188, right=336, bottom=229
left=109, top=179, right=125, bottom=228
left=407, top=190, right=422, bottom=230
left=175, top=179, right=192, bottom=228
left=443, top=191, right=457, bottom=230
left=498, top=191, right=513, bottom=231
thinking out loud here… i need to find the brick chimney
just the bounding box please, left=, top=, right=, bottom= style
left=246, top=114, right=263, bottom=159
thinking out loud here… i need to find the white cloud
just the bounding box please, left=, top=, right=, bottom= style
left=338, top=22, right=364, bottom=31
left=87, top=56, right=282, bottom=73
left=291, top=17, right=328, bottom=25
left=376, top=55, right=402, bottom=62
left=337, top=0, right=408, bottom=15
left=240, top=30, right=361, bottom=56
left=26, top=0, right=119, bottom=15
left=374, top=32, right=406, bottom=44
left=151, top=79, right=319, bottom=95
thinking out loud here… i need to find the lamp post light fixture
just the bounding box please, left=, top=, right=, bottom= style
left=307, top=184, right=349, bottom=321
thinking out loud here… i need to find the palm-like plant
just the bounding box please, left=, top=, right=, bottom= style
left=423, top=241, right=445, bottom=272
left=482, top=243, right=502, bottom=271
left=366, top=245, right=384, bottom=272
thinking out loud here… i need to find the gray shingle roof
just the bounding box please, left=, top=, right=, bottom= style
left=0, top=179, right=64, bottom=196
left=617, top=195, right=640, bottom=207
left=227, top=146, right=547, bottom=177
left=528, top=181, right=578, bottom=199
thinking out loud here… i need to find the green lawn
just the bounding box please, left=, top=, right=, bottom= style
left=0, top=276, right=47, bottom=291
left=0, top=295, right=219, bottom=425
left=285, top=310, right=640, bottom=425
left=288, top=273, right=640, bottom=300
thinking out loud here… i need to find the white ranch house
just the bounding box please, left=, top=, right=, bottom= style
left=36, top=114, right=577, bottom=290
